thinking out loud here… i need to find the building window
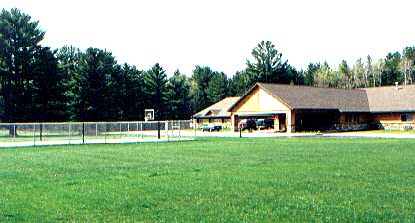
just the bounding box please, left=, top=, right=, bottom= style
left=209, top=118, right=213, bottom=123
left=197, top=119, right=202, bottom=123
left=401, top=113, right=414, bottom=122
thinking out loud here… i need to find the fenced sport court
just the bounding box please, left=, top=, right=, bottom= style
left=0, top=120, right=195, bottom=147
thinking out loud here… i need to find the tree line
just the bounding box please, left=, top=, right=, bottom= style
left=304, top=50, right=415, bottom=89
left=1, top=8, right=414, bottom=123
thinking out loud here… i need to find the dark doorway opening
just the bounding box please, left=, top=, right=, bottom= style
left=279, top=114, right=286, bottom=131
left=295, top=110, right=340, bottom=132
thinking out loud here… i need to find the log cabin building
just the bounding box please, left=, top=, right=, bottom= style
left=193, top=83, right=415, bottom=132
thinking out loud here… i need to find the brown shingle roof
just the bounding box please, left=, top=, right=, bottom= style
left=223, top=83, right=415, bottom=114
left=193, top=97, right=240, bottom=118
left=252, top=83, right=370, bottom=112
left=365, top=85, right=415, bottom=112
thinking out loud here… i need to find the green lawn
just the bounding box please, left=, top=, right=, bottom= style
left=1, top=138, right=415, bottom=222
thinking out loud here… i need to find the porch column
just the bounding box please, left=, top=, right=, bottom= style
left=231, top=114, right=238, bottom=132
left=273, top=114, right=280, bottom=131
left=286, top=110, right=295, bottom=133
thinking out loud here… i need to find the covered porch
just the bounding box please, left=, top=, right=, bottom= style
left=231, top=111, right=297, bottom=133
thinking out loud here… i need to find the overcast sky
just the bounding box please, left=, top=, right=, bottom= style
left=2, top=0, right=415, bottom=76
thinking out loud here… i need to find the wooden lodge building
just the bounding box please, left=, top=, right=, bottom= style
left=192, top=97, right=240, bottom=129
left=192, top=83, right=415, bottom=132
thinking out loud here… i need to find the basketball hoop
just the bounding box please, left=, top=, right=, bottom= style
left=144, top=109, right=155, bottom=121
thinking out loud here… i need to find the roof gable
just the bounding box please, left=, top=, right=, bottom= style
left=193, top=97, right=240, bottom=118
left=230, top=86, right=290, bottom=113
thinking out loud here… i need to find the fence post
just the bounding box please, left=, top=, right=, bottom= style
left=68, top=123, right=71, bottom=144
left=178, top=120, right=181, bottom=141
left=166, top=121, right=169, bottom=141
left=33, top=124, right=36, bottom=146
left=194, top=122, right=197, bottom=137
left=96, top=123, right=98, bottom=137
left=104, top=122, right=107, bottom=144
left=119, top=122, right=122, bottom=138
left=82, top=122, right=85, bottom=144
left=157, top=121, right=161, bottom=140
left=171, top=121, right=174, bottom=138
left=13, top=124, right=16, bottom=140
left=136, top=122, right=139, bottom=141
left=141, top=122, right=143, bottom=140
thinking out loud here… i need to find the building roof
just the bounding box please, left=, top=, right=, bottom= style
left=365, top=84, right=415, bottom=112
left=193, top=97, right=240, bottom=118
left=257, top=83, right=370, bottom=112
left=228, top=83, right=415, bottom=113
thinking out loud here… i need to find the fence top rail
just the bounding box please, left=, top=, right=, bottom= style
left=0, top=120, right=192, bottom=126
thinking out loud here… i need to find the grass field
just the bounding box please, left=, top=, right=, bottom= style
left=1, top=138, right=415, bottom=222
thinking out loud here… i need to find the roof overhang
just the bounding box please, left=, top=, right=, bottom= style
left=192, top=115, right=231, bottom=119
left=369, top=110, right=415, bottom=113
left=293, top=108, right=339, bottom=111
left=235, top=112, right=285, bottom=117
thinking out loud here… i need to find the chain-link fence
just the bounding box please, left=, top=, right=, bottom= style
left=0, top=120, right=198, bottom=147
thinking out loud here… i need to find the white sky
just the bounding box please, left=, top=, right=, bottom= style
left=2, top=0, right=415, bottom=76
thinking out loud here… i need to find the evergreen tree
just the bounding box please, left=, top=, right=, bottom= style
left=31, top=47, right=67, bottom=121
left=57, top=45, right=81, bottom=120
left=143, top=63, right=168, bottom=120
left=228, top=70, right=251, bottom=96
left=190, top=66, right=213, bottom=112
left=246, top=40, right=288, bottom=84
left=206, top=71, right=228, bottom=103
left=114, top=63, right=144, bottom=120
left=304, top=63, right=321, bottom=86
left=167, top=70, right=192, bottom=120
left=0, top=8, right=45, bottom=123
left=73, top=48, right=117, bottom=121
left=284, top=65, right=304, bottom=85
left=382, top=52, right=402, bottom=86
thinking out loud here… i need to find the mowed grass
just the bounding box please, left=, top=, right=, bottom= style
left=1, top=138, right=415, bottom=222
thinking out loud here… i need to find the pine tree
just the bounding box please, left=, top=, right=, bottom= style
left=190, top=66, right=213, bottom=112
left=73, top=48, right=117, bottom=121
left=246, top=40, right=288, bottom=84
left=0, top=8, right=45, bottom=124
left=206, top=72, right=228, bottom=104
left=31, top=47, right=67, bottom=122
left=167, top=70, right=192, bottom=120
left=143, top=63, right=168, bottom=120
left=113, top=63, right=144, bottom=120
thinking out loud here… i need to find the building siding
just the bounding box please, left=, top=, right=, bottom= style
left=231, top=88, right=290, bottom=115
left=373, top=112, right=415, bottom=130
